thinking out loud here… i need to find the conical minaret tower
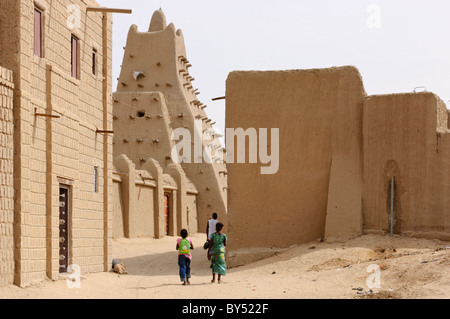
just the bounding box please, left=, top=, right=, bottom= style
left=113, top=10, right=227, bottom=232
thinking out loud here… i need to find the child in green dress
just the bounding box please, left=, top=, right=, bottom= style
left=208, top=222, right=227, bottom=284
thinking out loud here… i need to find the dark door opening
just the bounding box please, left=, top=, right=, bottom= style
left=164, top=193, right=170, bottom=236
left=59, top=187, right=70, bottom=273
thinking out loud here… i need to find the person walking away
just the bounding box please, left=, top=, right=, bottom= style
left=176, top=229, right=194, bottom=285
left=206, top=213, right=219, bottom=239
left=209, top=222, right=227, bottom=284
left=206, top=213, right=219, bottom=260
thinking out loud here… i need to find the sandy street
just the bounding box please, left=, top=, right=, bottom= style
left=0, top=233, right=449, bottom=299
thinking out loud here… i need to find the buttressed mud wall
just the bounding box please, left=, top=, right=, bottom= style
left=226, top=66, right=450, bottom=260
left=226, top=67, right=366, bottom=252
left=114, top=10, right=227, bottom=232
left=363, top=93, right=450, bottom=239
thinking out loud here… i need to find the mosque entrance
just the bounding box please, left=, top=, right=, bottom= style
left=164, top=193, right=170, bottom=236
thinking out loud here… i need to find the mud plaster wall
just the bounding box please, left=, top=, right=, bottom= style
left=0, top=67, right=14, bottom=287
left=113, top=178, right=125, bottom=239
left=226, top=66, right=450, bottom=256
left=133, top=183, right=156, bottom=238
left=112, top=92, right=193, bottom=237
left=112, top=152, right=199, bottom=239
left=0, top=0, right=20, bottom=73
left=113, top=92, right=176, bottom=174
left=186, top=193, right=198, bottom=233
left=448, top=110, right=450, bottom=129
left=114, top=11, right=227, bottom=231
left=1, top=0, right=113, bottom=287
left=363, top=93, right=450, bottom=239
left=225, top=66, right=366, bottom=251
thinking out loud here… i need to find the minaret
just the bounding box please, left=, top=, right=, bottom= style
left=113, top=10, right=227, bottom=231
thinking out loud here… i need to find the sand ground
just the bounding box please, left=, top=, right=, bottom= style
left=0, top=233, right=449, bottom=299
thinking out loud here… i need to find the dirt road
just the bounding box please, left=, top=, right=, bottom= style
left=0, top=233, right=448, bottom=299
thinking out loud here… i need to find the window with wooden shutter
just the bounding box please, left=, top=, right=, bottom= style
left=71, top=35, right=79, bottom=79
left=34, top=8, right=43, bottom=57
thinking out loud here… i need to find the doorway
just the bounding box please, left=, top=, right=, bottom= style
left=59, top=186, right=70, bottom=273
left=164, top=193, right=170, bottom=236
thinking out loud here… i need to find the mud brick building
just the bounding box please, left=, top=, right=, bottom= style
left=0, top=0, right=113, bottom=287
left=112, top=10, right=227, bottom=239
left=226, top=67, right=450, bottom=266
left=0, top=67, right=14, bottom=287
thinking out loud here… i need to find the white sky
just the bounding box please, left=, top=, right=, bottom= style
left=99, top=0, right=450, bottom=133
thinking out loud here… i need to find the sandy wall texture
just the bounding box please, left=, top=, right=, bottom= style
left=0, top=67, right=14, bottom=287
left=225, top=66, right=366, bottom=252
left=363, top=93, right=450, bottom=240
left=112, top=151, right=199, bottom=239
left=226, top=66, right=450, bottom=264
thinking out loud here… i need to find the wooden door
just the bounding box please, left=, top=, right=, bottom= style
left=164, top=194, right=170, bottom=236
left=59, top=187, right=70, bottom=273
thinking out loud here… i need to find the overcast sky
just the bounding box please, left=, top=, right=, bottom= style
left=99, top=0, right=450, bottom=133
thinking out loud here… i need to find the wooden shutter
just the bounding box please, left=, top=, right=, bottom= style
left=34, top=9, right=42, bottom=57
left=71, top=35, right=79, bottom=79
